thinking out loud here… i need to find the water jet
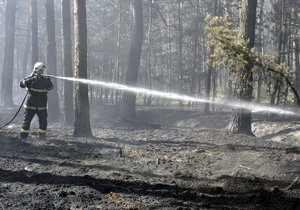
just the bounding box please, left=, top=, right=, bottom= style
left=47, top=75, right=300, bottom=117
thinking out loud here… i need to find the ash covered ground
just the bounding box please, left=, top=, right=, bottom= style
left=0, top=105, right=300, bottom=209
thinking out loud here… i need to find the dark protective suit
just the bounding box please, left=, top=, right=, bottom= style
left=20, top=74, right=54, bottom=139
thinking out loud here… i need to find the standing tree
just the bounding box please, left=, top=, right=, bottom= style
left=204, top=0, right=218, bottom=113
left=1, top=0, right=16, bottom=106
left=144, top=0, right=153, bottom=106
left=270, top=0, right=286, bottom=105
left=30, top=0, right=38, bottom=67
left=115, top=0, right=122, bottom=104
left=121, top=0, right=143, bottom=120
left=177, top=0, right=183, bottom=98
left=61, top=0, right=74, bottom=125
left=45, top=0, right=60, bottom=120
left=190, top=0, right=201, bottom=99
left=226, top=0, right=257, bottom=135
left=255, top=0, right=265, bottom=103
left=73, top=0, right=92, bottom=137
left=21, top=14, right=31, bottom=79
left=174, top=0, right=186, bottom=108
left=294, top=6, right=300, bottom=104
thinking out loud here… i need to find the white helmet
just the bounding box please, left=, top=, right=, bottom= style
left=33, top=62, right=46, bottom=75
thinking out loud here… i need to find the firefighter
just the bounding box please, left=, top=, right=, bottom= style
left=20, top=62, right=54, bottom=140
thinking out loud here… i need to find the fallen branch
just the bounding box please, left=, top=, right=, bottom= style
left=284, top=176, right=299, bottom=191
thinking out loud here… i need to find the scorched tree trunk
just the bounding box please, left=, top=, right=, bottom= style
left=227, top=0, right=257, bottom=135
left=122, top=0, right=143, bottom=120
left=73, top=0, right=92, bottom=137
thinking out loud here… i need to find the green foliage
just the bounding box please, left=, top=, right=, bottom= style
left=205, top=14, right=293, bottom=87
left=205, top=14, right=300, bottom=105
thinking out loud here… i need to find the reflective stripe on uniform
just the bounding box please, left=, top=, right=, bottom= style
left=38, top=129, right=46, bottom=133
left=21, top=128, right=29, bottom=133
left=30, top=88, right=48, bottom=93
left=24, top=105, right=47, bottom=110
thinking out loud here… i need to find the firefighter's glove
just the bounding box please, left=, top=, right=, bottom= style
left=20, top=76, right=35, bottom=89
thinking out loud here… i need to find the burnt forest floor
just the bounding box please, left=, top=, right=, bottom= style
left=0, top=105, right=300, bottom=209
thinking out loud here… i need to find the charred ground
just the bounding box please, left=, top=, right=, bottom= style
left=0, top=105, right=300, bottom=209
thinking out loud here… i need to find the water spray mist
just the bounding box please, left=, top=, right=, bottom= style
left=47, top=75, right=300, bottom=117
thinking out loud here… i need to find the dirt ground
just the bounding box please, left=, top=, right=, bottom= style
left=1, top=105, right=300, bottom=209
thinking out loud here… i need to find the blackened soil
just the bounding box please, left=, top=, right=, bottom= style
left=0, top=105, right=300, bottom=209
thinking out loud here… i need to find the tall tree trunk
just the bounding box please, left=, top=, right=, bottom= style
left=227, top=0, right=257, bottom=135
left=46, top=0, right=60, bottom=120
left=109, top=0, right=123, bottom=105
left=283, top=8, right=292, bottom=105
left=115, top=0, right=122, bottom=104
left=177, top=0, right=183, bottom=107
left=145, top=0, right=153, bottom=106
left=256, top=0, right=265, bottom=103
left=294, top=8, right=300, bottom=105
left=30, top=0, right=38, bottom=67
left=167, top=12, right=173, bottom=93
left=21, top=15, right=31, bottom=79
left=270, top=0, right=285, bottom=105
left=204, top=0, right=218, bottom=113
left=121, top=0, right=143, bottom=120
left=62, top=0, right=74, bottom=125
left=189, top=0, right=200, bottom=108
left=1, top=0, right=16, bottom=106
left=73, top=0, right=92, bottom=137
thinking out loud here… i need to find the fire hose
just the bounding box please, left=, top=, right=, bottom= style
left=0, top=74, right=56, bottom=129
left=0, top=92, right=28, bottom=129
